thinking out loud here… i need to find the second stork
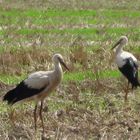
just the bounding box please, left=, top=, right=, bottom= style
left=112, top=36, right=140, bottom=100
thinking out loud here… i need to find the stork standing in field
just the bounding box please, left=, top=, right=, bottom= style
left=3, top=53, right=69, bottom=134
left=112, top=36, right=140, bottom=100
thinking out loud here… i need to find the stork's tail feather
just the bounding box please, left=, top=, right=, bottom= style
left=3, top=89, right=17, bottom=105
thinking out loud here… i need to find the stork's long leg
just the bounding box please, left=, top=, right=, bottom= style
left=127, top=81, right=130, bottom=91
left=39, top=100, right=45, bottom=134
left=34, top=103, right=38, bottom=132
left=124, top=81, right=130, bottom=101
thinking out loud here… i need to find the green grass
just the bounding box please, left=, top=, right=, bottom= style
left=0, top=1, right=140, bottom=139
left=64, top=69, right=120, bottom=82
left=0, top=5, right=139, bottom=82
left=0, top=74, right=26, bottom=85
left=102, top=10, right=140, bottom=18
left=0, top=69, right=121, bottom=85
left=1, top=27, right=139, bottom=37
left=0, top=9, right=139, bottom=27
left=1, top=8, right=140, bottom=18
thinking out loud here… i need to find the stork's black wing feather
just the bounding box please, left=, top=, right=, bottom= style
left=3, top=81, right=46, bottom=105
left=119, top=57, right=140, bottom=88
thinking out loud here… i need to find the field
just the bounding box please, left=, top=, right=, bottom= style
left=0, top=0, right=140, bottom=139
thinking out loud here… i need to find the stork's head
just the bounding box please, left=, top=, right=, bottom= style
left=112, top=36, right=128, bottom=50
left=53, top=54, right=69, bottom=71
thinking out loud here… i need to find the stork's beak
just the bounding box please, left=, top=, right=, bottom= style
left=59, top=58, right=69, bottom=71
left=111, top=39, right=122, bottom=50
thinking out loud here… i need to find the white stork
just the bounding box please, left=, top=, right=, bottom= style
left=3, top=53, right=69, bottom=134
left=112, top=36, right=140, bottom=100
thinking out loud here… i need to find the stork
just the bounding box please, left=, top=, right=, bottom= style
left=3, top=53, right=69, bottom=134
left=112, top=36, right=140, bottom=100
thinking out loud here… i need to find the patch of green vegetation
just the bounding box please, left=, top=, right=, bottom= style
left=0, top=30, right=6, bottom=35
left=0, top=8, right=97, bottom=20
left=0, top=8, right=21, bottom=17
left=16, top=28, right=48, bottom=35
left=12, top=27, right=138, bottom=37
left=132, top=47, right=140, bottom=53
left=64, top=71, right=90, bottom=82
left=0, top=74, right=26, bottom=85
left=16, top=9, right=97, bottom=18
left=1, top=8, right=139, bottom=19
left=102, top=70, right=120, bottom=78
left=0, top=103, right=8, bottom=113
left=0, top=69, right=120, bottom=85
left=1, top=8, right=139, bottom=28
left=0, top=46, right=6, bottom=53
left=101, top=10, right=140, bottom=18
left=64, top=69, right=120, bottom=82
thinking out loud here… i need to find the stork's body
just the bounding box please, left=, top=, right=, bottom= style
left=112, top=36, right=140, bottom=100
left=3, top=54, right=69, bottom=134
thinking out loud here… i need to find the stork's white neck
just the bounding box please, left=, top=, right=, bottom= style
left=54, top=62, right=62, bottom=72
left=54, top=62, right=63, bottom=81
left=115, top=44, right=123, bottom=55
